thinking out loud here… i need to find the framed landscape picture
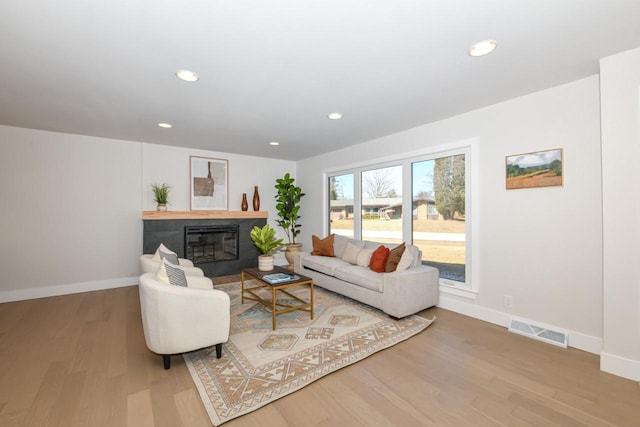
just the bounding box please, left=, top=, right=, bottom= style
left=190, top=156, right=228, bottom=210
left=506, top=148, right=563, bottom=190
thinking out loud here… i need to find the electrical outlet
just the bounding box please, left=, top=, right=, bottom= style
left=504, top=295, right=513, bottom=309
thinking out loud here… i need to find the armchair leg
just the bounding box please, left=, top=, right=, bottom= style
left=163, top=354, right=171, bottom=369
left=215, top=343, right=222, bottom=359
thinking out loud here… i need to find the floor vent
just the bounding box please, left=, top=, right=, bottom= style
left=508, top=318, right=568, bottom=348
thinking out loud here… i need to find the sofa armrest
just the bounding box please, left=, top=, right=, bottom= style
left=178, top=258, right=195, bottom=268
left=186, top=275, right=214, bottom=289
left=382, top=266, right=439, bottom=317
left=294, top=251, right=310, bottom=273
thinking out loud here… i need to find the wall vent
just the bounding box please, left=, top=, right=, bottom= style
left=508, top=318, right=568, bottom=348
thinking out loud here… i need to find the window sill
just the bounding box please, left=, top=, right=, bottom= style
left=440, top=282, right=478, bottom=299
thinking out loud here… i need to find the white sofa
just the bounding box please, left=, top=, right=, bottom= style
left=138, top=272, right=230, bottom=369
left=294, top=235, right=439, bottom=318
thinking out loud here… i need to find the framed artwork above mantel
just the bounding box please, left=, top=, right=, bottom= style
left=190, top=156, right=228, bottom=210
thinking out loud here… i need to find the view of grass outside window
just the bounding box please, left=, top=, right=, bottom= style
left=328, top=174, right=354, bottom=237
left=412, top=155, right=466, bottom=282
left=361, top=166, right=403, bottom=245
left=328, top=149, right=468, bottom=286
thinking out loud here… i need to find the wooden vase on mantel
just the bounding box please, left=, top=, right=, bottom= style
left=241, top=193, right=248, bottom=211
left=252, top=186, right=260, bottom=211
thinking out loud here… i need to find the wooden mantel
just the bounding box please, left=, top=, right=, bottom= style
left=142, top=210, right=268, bottom=220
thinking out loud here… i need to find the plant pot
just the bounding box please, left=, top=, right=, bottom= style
left=258, top=255, right=274, bottom=271
left=156, top=203, right=167, bottom=212
left=284, top=243, right=302, bottom=267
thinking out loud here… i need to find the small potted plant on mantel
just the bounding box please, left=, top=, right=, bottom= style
left=275, top=172, right=305, bottom=267
left=150, top=183, right=171, bottom=211
left=250, top=224, right=284, bottom=271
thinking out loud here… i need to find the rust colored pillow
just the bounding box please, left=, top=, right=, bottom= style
left=311, top=234, right=335, bottom=257
left=369, top=245, right=390, bottom=273
left=385, top=242, right=406, bottom=272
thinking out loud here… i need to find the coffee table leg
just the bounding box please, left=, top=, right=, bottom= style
left=241, top=271, right=245, bottom=304
left=272, top=287, right=277, bottom=330
left=310, top=282, right=314, bottom=320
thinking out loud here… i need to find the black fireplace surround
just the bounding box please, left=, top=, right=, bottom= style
left=143, top=217, right=265, bottom=277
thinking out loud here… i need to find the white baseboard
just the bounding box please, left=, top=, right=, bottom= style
left=437, top=293, right=602, bottom=355
left=0, top=276, right=139, bottom=303
left=601, top=352, right=640, bottom=382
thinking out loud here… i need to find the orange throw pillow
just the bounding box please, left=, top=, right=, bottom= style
left=385, top=242, right=406, bottom=272
left=370, top=245, right=390, bottom=273
left=311, top=234, right=335, bottom=257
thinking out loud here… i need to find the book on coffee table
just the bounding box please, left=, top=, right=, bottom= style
left=262, top=272, right=299, bottom=284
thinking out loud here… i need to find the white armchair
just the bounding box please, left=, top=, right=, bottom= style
left=139, top=254, right=205, bottom=277
left=138, top=272, right=230, bottom=369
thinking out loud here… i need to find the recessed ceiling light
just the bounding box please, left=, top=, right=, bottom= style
left=269, top=141, right=280, bottom=146
left=158, top=122, right=172, bottom=128
left=328, top=112, right=343, bottom=120
left=468, top=40, right=497, bottom=57
left=175, top=69, right=199, bottom=82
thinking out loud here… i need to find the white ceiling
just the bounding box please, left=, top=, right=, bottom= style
left=2, top=1, right=640, bottom=161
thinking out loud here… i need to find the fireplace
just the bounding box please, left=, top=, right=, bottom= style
left=184, top=225, right=239, bottom=264
left=143, top=214, right=265, bottom=277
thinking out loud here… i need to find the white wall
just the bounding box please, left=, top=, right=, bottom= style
left=0, top=126, right=296, bottom=302
left=141, top=143, right=294, bottom=221
left=0, top=126, right=142, bottom=300
left=600, top=47, right=640, bottom=380
left=297, top=76, right=603, bottom=354
left=141, top=143, right=296, bottom=265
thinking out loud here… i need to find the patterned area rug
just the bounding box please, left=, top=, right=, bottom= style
left=183, top=280, right=435, bottom=426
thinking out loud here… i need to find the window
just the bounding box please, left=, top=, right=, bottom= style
left=361, top=165, right=403, bottom=245
left=326, top=144, right=473, bottom=295
left=412, top=154, right=466, bottom=282
left=328, top=173, right=354, bottom=238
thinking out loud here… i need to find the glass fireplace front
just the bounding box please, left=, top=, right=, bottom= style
left=184, top=225, right=239, bottom=265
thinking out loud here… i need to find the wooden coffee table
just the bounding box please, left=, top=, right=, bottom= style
left=241, top=266, right=314, bottom=330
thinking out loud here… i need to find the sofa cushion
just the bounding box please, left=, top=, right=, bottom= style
left=155, top=259, right=188, bottom=287
left=356, top=248, right=374, bottom=267
left=152, top=243, right=177, bottom=262
left=332, top=234, right=349, bottom=258
left=362, top=240, right=381, bottom=251
left=385, top=242, right=406, bottom=272
left=159, top=249, right=179, bottom=265
left=334, top=265, right=384, bottom=292
left=370, top=245, right=390, bottom=273
left=396, top=244, right=421, bottom=271
left=362, top=240, right=404, bottom=251
left=409, top=245, right=422, bottom=268
left=341, top=242, right=361, bottom=264
left=311, top=234, right=335, bottom=256
left=302, top=254, right=350, bottom=276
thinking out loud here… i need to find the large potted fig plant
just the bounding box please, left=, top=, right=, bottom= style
left=250, top=224, right=284, bottom=271
left=275, top=173, right=305, bottom=266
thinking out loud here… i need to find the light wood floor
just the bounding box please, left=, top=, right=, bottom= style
left=1, top=277, right=639, bottom=427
